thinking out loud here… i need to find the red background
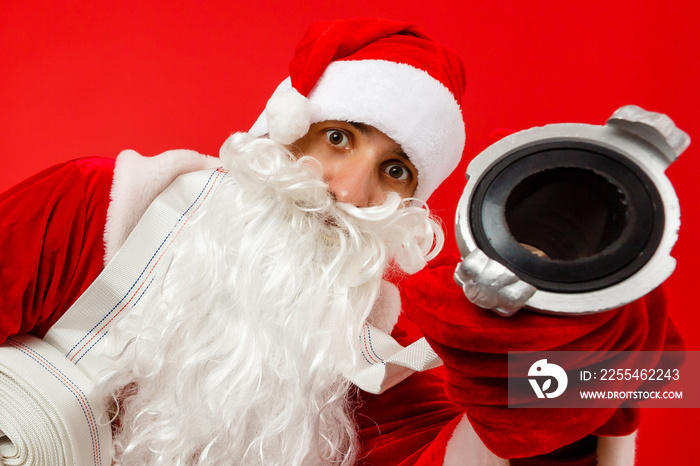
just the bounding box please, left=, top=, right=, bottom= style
left=1, top=1, right=697, bottom=462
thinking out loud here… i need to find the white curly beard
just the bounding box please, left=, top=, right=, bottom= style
left=96, top=133, right=443, bottom=466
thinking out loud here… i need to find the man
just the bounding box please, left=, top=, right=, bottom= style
left=0, top=17, right=679, bottom=466
left=0, top=18, right=467, bottom=465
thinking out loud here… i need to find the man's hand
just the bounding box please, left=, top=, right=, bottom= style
left=453, top=249, right=536, bottom=316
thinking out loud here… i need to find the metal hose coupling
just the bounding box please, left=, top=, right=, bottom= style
left=455, top=105, right=690, bottom=315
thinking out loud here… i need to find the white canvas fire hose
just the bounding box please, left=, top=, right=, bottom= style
left=0, top=165, right=440, bottom=465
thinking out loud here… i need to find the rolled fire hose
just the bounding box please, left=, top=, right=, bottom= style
left=0, top=167, right=229, bottom=466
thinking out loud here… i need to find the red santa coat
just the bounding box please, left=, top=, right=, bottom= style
left=2, top=151, right=670, bottom=465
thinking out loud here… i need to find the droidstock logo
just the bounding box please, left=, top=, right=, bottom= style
left=528, top=359, right=568, bottom=399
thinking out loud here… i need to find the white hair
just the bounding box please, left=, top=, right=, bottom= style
left=96, top=133, right=443, bottom=465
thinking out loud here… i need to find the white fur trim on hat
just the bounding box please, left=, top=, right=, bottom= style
left=250, top=59, right=465, bottom=201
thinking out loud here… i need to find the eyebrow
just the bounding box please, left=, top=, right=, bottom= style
left=348, top=121, right=372, bottom=135
left=348, top=121, right=412, bottom=162
left=393, top=149, right=411, bottom=162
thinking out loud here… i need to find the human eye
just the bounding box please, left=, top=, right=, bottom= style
left=383, top=162, right=411, bottom=181
left=324, top=129, right=350, bottom=148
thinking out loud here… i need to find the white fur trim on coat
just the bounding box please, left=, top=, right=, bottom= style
left=104, top=149, right=221, bottom=265
left=443, top=415, right=637, bottom=465
left=597, top=432, right=637, bottom=466
left=444, top=415, right=509, bottom=466
left=250, top=59, right=465, bottom=201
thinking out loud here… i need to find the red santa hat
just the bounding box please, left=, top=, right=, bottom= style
left=249, top=18, right=466, bottom=201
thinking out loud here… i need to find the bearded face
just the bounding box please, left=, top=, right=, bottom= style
left=97, top=132, right=443, bottom=466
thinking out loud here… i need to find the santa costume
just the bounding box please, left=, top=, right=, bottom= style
left=0, top=18, right=682, bottom=465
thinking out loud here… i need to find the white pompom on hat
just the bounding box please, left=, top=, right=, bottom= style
left=249, top=18, right=466, bottom=201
